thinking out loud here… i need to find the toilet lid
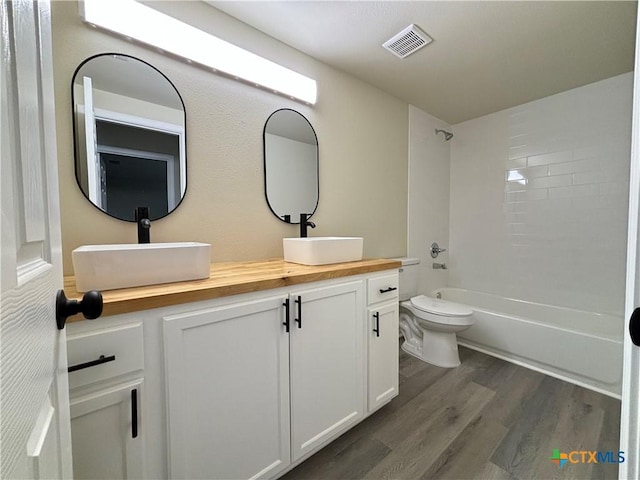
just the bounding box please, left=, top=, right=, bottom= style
left=410, top=295, right=473, bottom=317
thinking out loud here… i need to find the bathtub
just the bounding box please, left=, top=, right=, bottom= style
left=432, top=288, right=624, bottom=398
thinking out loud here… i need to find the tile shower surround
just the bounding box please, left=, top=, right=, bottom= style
left=449, top=73, right=632, bottom=317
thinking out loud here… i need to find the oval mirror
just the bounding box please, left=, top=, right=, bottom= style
left=72, top=53, right=186, bottom=222
left=263, top=109, right=319, bottom=224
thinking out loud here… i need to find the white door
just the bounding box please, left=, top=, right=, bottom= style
left=82, top=75, right=101, bottom=207
left=620, top=9, right=640, bottom=480
left=0, top=1, right=72, bottom=479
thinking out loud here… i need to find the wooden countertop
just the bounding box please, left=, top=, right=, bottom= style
left=64, top=258, right=401, bottom=321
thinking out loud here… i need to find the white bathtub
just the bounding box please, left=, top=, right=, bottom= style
left=433, top=288, right=624, bottom=398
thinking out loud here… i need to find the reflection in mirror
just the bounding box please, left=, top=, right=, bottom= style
left=263, top=109, right=318, bottom=224
left=72, top=53, right=186, bottom=221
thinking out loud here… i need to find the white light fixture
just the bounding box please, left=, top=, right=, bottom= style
left=80, top=0, right=317, bottom=104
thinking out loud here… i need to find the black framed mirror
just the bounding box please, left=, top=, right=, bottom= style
left=72, top=53, right=187, bottom=222
left=263, top=109, right=319, bottom=224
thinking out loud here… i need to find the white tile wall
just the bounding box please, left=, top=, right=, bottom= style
left=407, top=106, right=451, bottom=294
left=449, top=73, right=633, bottom=316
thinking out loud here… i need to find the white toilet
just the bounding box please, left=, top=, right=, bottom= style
left=398, top=258, right=474, bottom=368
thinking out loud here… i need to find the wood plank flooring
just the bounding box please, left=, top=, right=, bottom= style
left=282, top=346, right=621, bottom=480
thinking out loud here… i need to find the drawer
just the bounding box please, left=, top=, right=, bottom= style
left=67, top=322, right=144, bottom=390
left=367, top=273, right=399, bottom=305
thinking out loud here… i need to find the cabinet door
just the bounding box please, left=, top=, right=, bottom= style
left=163, top=296, right=290, bottom=480
left=70, top=379, right=145, bottom=480
left=367, top=302, right=399, bottom=412
left=289, top=281, right=365, bottom=461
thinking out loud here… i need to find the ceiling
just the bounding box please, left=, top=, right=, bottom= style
left=75, top=54, right=184, bottom=110
left=207, top=1, right=637, bottom=124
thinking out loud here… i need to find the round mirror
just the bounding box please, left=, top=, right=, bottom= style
left=72, top=53, right=186, bottom=222
left=263, top=109, right=319, bottom=224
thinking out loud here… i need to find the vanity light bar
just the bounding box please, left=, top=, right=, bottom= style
left=80, top=0, right=318, bottom=105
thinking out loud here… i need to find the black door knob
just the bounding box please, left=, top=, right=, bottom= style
left=56, top=290, right=103, bottom=330
left=630, top=307, right=640, bottom=347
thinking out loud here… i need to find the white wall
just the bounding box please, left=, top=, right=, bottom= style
left=264, top=133, right=317, bottom=219
left=449, top=73, right=633, bottom=316
left=407, top=106, right=451, bottom=294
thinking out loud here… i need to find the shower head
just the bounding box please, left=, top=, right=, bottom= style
left=435, top=128, right=453, bottom=141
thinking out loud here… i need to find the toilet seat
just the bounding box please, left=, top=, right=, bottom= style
left=410, top=295, right=473, bottom=317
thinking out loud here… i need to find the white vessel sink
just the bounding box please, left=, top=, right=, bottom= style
left=283, top=237, right=363, bottom=265
left=72, top=242, right=211, bottom=292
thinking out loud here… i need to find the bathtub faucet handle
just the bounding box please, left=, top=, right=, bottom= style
left=430, top=242, right=447, bottom=258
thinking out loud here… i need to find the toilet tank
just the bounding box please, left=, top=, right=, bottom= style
left=397, top=257, right=420, bottom=301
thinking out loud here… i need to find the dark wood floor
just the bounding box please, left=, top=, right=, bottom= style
left=282, top=346, right=621, bottom=480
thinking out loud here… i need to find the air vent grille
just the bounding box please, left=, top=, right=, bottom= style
left=383, top=24, right=433, bottom=59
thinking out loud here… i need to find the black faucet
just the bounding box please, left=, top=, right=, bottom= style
left=299, top=213, right=316, bottom=238
left=135, top=206, right=151, bottom=244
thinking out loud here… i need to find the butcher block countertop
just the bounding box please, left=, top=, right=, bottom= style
left=64, top=258, right=401, bottom=321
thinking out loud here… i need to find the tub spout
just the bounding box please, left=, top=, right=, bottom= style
left=433, top=262, right=447, bottom=270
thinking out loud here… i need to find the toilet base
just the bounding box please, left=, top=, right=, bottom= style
left=401, top=330, right=461, bottom=368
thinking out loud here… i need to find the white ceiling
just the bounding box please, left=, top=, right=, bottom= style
left=75, top=54, right=184, bottom=110
left=208, top=1, right=637, bottom=124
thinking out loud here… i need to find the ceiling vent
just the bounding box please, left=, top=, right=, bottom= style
left=383, top=24, right=433, bottom=59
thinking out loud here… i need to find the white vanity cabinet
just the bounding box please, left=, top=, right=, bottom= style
left=163, top=279, right=365, bottom=478
left=65, top=262, right=399, bottom=480
left=66, top=321, right=146, bottom=480
left=366, top=273, right=400, bottom=412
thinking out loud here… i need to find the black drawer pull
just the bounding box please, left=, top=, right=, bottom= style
left=379, top=287, right=398, bottom=294
left=373, top=312, right=380, bottom=337
left=295, top=296, right=302, bottom=329
left=68, top=354, right=116, bottom=373
left=131, top=388, right=138, bottom=438
left=283, top=298, right=290, bottom=332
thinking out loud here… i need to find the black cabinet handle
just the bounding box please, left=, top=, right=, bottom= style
left=373, top=312, right=380, bottom=337
left=295, top=296, right=302, bottom=329
left=283, top=298, right=290, bottom=332
left=379, top=287, right=398, bottom=294
left=67, top=354, right=115, bottom=373
left=131, top=388, right=138, bottom=438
